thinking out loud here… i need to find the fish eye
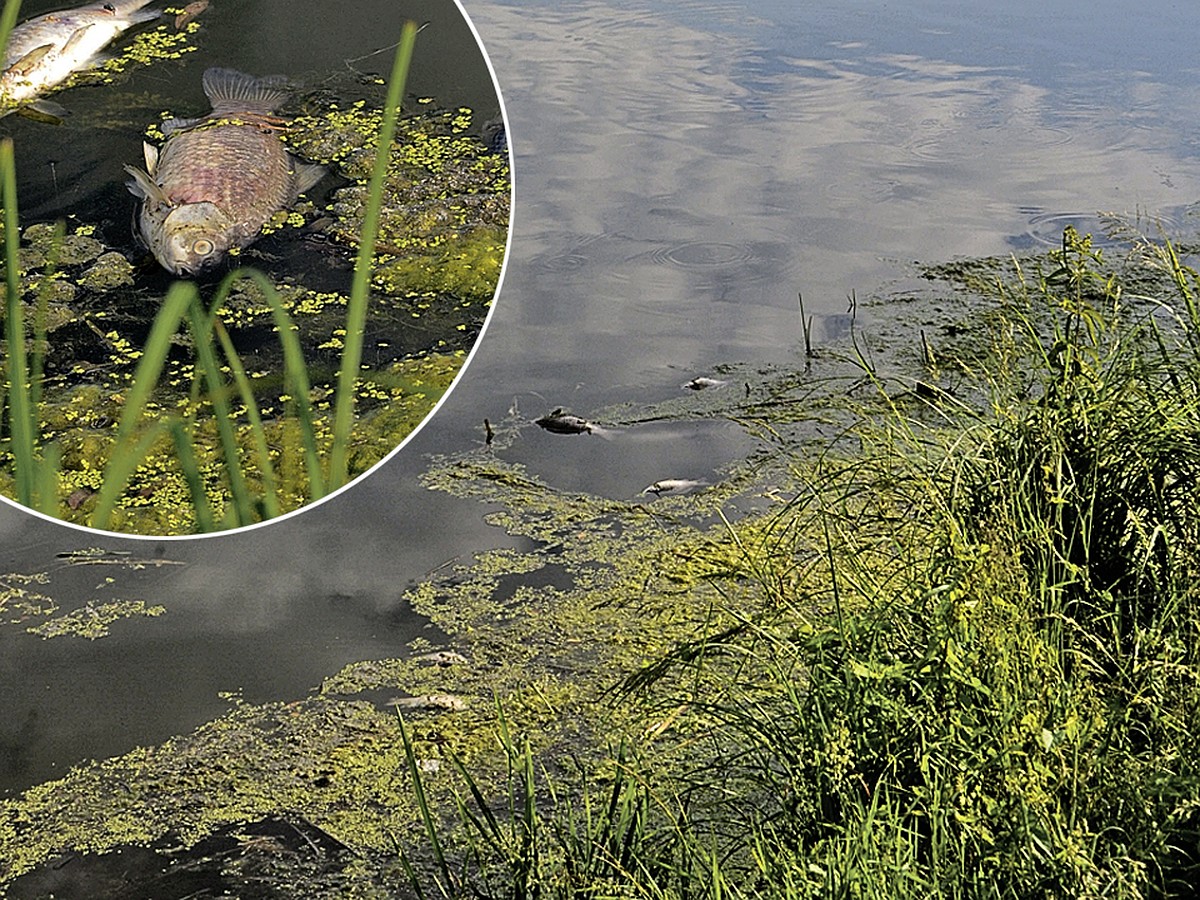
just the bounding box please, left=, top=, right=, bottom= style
left=192, top=239, right=214, bottom=256
left=103, top=3, right=115, bottom=10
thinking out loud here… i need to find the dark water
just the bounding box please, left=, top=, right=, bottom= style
left=11, top=0, right=502, bottom=222
left=6, top=0, right=1200, bottom=798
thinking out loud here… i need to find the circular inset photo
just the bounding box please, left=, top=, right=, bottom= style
left=0, top=0, right=510, bottom=536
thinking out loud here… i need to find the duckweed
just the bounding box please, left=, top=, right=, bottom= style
left=26, top=599, right=166, bottom=640
left=1, top=78, right=509, bottom=534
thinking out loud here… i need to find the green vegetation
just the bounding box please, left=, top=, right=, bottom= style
left=2, top=230, right=1197, bottom=898
left=384, top=229, right=1200, bottom=899
left=0, top=17, right=506, bottom=534
left=2, top=547, right=178, bottom=639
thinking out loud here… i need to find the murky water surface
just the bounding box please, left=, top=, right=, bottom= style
left=5, top=0, right=1200, bottom=795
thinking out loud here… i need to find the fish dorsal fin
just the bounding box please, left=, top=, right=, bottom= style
left=123, top=164, right=170, bottom=206
left=6, top=44, right=55, bottom=76
left=60, top=23, right=96, bottom=57
left=290, top=159, right=327, bottom=197
left=142, top=140, right=159, bottom=175
left=202, top=67, right=289, bottom=115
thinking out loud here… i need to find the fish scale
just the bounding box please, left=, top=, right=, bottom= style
left=125, top=67, right=326, bottom=275
left=154, top=122, right=295, bottom=235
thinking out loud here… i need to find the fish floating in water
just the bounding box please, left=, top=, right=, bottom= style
left=641, top=479, right=709, bottom=497
left=125, top=66, right=326, bottom=275
left=682, top=376, right=728, bottom=391
left=535, top=408, right=613, bottom=437
left=0, top=0, right=159, bottom=117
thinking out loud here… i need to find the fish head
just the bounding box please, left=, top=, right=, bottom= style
left=151, top=202, right=235, bottom=275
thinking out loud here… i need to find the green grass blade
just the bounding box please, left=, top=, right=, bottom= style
left=167, top=418, right=215, bottom=532
left=210, top=316, right=279, bottom=519
left=186, top=301, right=255, bottom=527
left=446, top=744, right=506, bottom=846
left=31, top=440, right=58, bottom=515
left=211, top=269, right=326, bottom=500
left=1, top=137, right=35, bottom=507
left=397, top=712, right=456, bottom=892
left=24, top=223, right=66, bottom=515
left=0, top=0, right=21, bottom=58
left=28, top=221, right=65, bottom=419
left=91, top=281, right=198, bottom=530
left=92, top=418, right=171, bottom=529
left=328, top=19, right=420, bottom=490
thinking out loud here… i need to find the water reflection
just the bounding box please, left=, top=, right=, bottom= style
left=7, top=0, right=1200, bottom=807
left=457, top=0, right=1200, bottom=407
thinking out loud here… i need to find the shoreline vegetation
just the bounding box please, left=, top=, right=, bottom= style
left=2, top=227, right=1198, bottom=897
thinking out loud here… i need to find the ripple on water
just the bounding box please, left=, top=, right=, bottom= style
left=530, top=233, right=607, bottom=273
left=902, top=117, right=1074, bottom=165
left=1018, top=209, right=1188, bottom=250
left=651, top=240, right=758, bottom=268
left=637, top=239, right=805, bottom=302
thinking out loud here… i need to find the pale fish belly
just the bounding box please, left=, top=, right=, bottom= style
left=154, top=124, right=295, bottom=243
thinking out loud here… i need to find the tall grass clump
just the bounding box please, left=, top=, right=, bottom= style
left=396, top=230, right=1200, bottom=898
left=652, top=228, right=1200, bottom=898
left=396, top=707, right=726, bottom=899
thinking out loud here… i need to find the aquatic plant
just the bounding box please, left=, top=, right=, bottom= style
left=389, top=230, right=1200, bottom=898
left=0, top=17, right=498, bottom=533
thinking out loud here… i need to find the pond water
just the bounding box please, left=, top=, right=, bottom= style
left=4, top=0, right=1200, bottom=799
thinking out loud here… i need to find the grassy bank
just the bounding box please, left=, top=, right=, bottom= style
left=1, top=230, right=1196, bottom=897
left=400, top=229, right=1200, bottom=898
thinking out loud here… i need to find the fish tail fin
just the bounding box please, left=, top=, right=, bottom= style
left=202, top=67, right=289, bottom=115
left=290, top=159, right=327, bottom=197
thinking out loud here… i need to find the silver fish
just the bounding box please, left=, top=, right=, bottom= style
left=0, top=0, right=158, bottom=115
left=641, top=478, right=709, bottom=497
left=125, top=66, right=325, bottom=275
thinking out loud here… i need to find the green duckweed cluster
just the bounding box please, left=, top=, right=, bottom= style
left=286, top=99, right=510, bottom=303
left=67, top=12, right=200, bottom=90
left=2, top=550, right=179, bottom=640
left=26, top=598, right=166, bottom=639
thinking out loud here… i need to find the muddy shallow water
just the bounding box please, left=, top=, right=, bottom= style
left=4, top=0, right=1200, bottom=829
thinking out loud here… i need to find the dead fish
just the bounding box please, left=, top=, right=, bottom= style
left=682, top=376, right=728, bottom=391
left=535, top=408, right=613, bottom=437
left=0, top=0, right=158, bottom=116
left=125, top=66, right=326, bottom=275
left=387, top=693, right=468, bottom=712
left=641, top=478, right=709, bottom=497
left=414, top=650, right=470, bottom=667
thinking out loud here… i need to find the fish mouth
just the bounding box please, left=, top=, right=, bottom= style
left=171, top=258, right=214, bottom=277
